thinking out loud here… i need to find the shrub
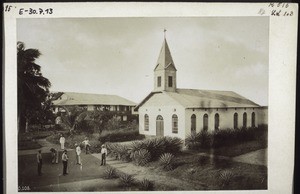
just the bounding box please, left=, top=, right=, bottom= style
left=159, top=153, right=175, bottom=171
left=185, top=125, right=268, bottom=150
left=219, top=170, right=234, bottom=188
left=132, top=149, right=151, bottom=166
left=99, top=128, right=145, bottom=143
left=104, top=167, right=118, bottom=179
left=119, top=173, right=135, bottom=187
left=185, top=130, right=212, bottom=149
left=138, top=179, right=154, bottom=191
left=106, top=143, right=131, bottom=161
left=197, top=155, right=210, bottom=166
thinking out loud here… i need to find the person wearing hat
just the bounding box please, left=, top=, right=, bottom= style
left=75, top=143, right=82, bottom=165
left=62, top=150, right=69, bottom=175
left=100, top=144, right=108, bottom=166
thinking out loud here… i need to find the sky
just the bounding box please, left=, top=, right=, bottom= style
left=17, top=17, right=269, bottom=106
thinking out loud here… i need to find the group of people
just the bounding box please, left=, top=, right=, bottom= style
left=37, top=135, right=108, bottom=176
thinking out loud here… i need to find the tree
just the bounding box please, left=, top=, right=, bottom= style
left=17, top=42, right=51, bottom=133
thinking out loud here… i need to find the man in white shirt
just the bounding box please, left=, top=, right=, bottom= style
left=59, top=134, right=65, bottom=150
left=75, top=144, right=82, bottom=165
left=82, top=137, right=91, bottom=154
left=100, top=144, right=108, bottom=166
left=62, top=150, right=68, bottom=175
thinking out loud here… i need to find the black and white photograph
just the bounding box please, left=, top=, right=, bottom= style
left=3, top=2, right=297, bottom=194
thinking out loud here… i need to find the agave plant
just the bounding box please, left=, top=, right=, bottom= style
left=133, top=149, right=151, bottom=166
left=219, top=170, right=234, bottom=188
left=119, top=173, right=135, bottom=187
left=159, top=153, right=175, bottom=171
left=104, top=167, right=118, bottom=179
left=197, top=155, right=209, bottom=166
left=139, top=178, right=154, bottom=191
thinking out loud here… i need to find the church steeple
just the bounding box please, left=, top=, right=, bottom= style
left=153, top=31, right=177, bottom=92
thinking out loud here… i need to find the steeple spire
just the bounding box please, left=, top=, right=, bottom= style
left=153, top=33, right=177, bottom=92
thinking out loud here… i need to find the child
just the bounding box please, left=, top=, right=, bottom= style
left=100, top=144, right=108, bottom=166
left=50, top=148, right=58, bottom=164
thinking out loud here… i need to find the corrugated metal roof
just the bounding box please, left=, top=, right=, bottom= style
left=135, top=88, right=260, bottom=110
left=166, top=89, right=260, bottom=108
left=52, top=92, right=136, bottom=106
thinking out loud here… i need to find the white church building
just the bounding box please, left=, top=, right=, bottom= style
left=135, top=37, right=268, bottom=140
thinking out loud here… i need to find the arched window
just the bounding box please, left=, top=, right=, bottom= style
left=243, top=112, right=247, bottom=128
left=203, top=114, right=208, bottom=131
left=144, top=114, right=149, bottom=131
left=191, top=114, right=196, bottom=135
left=233, top=113, right=238, bottom=129
left=172, top=114, right=178, bottom=133
left=214, top=113, right=220, bottom=130
left=251, top=112, right=255, bottom=127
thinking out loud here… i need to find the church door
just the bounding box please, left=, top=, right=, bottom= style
left=156, top=115, right=164, bottom=137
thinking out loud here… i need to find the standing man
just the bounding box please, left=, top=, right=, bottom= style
left=82, top=137, right=91, bottom=154
left=37, top=150, right=43, bottom=176
left=75, top=143, right=82, bottom=165
left=59, top=134, right=65, bottom=150
left=62, top=150, right=68, bottom=175
left=100, top=144, right=108, bottom=166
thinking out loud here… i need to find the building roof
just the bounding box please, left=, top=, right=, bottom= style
left=154, top=38, right=177, bottom=71
left=52, top=92, right=136, bottom=106
left=135, top=88, right=260, bottom=110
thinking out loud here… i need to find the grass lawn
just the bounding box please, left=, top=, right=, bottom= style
left=148, top=152, right=267, bottom=190
left=18, top=140, right=42, bottom=150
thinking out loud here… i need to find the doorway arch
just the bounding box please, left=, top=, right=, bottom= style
left=156, top=115, right=164, bottom=137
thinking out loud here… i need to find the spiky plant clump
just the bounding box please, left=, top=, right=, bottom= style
left=104, top=167, right=118, bottom=179
left=133, top=149, right=151, bottom=166
left=119, top=173, right=135, bottom=187
left=138, top=178, right=154, bottom=191
left=159, top=153, right=175, bottom=171
left=197, top=155, right=210, bottom=166
left=219, top=170, right=234, bottom=187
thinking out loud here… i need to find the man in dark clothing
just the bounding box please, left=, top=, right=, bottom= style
left=37, top=150, right=42, bottom=176
left=62, top=150, right=69, bottom=175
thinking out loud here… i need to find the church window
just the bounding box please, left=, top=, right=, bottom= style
left=251, top=112, right=255, bottom=127
left=168, top=76, right=173, bottom=87
left=214, top=113, right=220, bottom=130
left=144, top=114, right=149, bottom=131
left=234, top=113, right=238, bottom=129
left=157, top=76, right=161, bottom=87
left=203, top=114, right=208, bottom=131
left=243, top=112, right=247, bottom=128
left=172, top=114, right=178, bottom=133
left=191, top=114, right=196, bottom=135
